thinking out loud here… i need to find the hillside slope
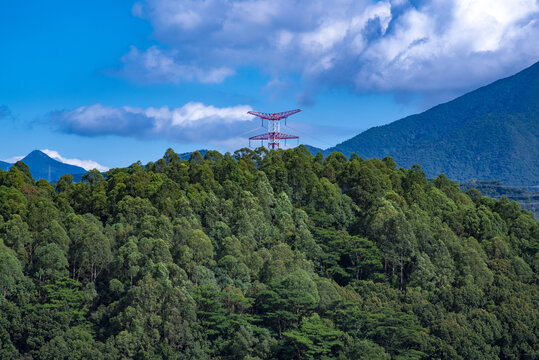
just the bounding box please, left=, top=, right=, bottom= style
left=325, top=61, right=539, bottom=185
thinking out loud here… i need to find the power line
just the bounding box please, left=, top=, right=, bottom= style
left=282, top=123, right=334, bottom=148
left=238, top=125, right=266, bottom=137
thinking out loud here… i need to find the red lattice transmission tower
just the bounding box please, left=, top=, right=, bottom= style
left=248, top=109, right=301, bottom=149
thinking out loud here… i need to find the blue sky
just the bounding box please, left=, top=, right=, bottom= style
left=1, top=0, right=538, bottom=170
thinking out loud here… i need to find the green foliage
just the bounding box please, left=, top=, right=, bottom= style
left=0, top=240, right=25, bottom=298
left=461, top=180, right=539, bottom=219
left=284, top=313, right=344, bottom=359
left=0, top=147, right=537, bottom=359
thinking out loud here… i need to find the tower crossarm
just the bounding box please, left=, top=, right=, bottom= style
left=248, top=109, right=301, bottom=120
left=249, top=133, right=272, bottom=140
left=274, top=133, right=299, bottom=139
left=249, top=132, right=299, bottom=141
left=247, top=108, right=301, bottom=149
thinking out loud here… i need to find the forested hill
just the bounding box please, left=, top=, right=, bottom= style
left=0, top=146, right=537, bottom=359
left=323, top=61, right=539, bottom=186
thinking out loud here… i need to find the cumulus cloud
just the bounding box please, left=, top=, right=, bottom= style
left=115, top=46, right=235, bottom=84
left=40, top=149, right=110, bottom=172
left=125, top=0, right=539, bottom=98
left=50, top=102, right=258, bottom=147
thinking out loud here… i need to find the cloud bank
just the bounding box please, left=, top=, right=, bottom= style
left=41, top=149, right=110, bottom=172
left=124, top=0, right=539, bottom=97
left=51, top=102, right=257, bottom=147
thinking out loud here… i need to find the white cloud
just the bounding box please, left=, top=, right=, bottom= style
left=1, top=155, right=23, bottom=163
left=41, top=149, right=110, bottom=172
left=115, top=45, right=235, bottom=84
left=125, top=0, right=539, bottom=99
left=52, top=102, right=256, bottom=148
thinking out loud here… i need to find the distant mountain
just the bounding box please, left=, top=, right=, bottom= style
left=303, top=144, right=324, bottom=155
left=323, top=61, right=539, bottom=186
left=0, top=160, right=11, bottom=171
left=179, top=149, right=209, bottom=160
left=4, top=150, right=87, bottom=183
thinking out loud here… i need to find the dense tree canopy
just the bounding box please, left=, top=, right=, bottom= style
left=0, top=146, right=537, bottom=359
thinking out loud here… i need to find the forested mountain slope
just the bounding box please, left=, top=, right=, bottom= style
left=324, top=61, right=539, bottom=186
left=0, top=146, right=537, bottom=359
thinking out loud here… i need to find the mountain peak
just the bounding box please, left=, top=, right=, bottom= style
left=7, top=150, right=88, bottom=182
left=24, top=149, right=51, bottom=160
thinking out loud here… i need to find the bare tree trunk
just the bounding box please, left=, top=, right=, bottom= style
left=400, top=252, right=404, bottom=290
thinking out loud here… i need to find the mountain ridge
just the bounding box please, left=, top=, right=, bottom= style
left=320, top=61, right=539, bottom=186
